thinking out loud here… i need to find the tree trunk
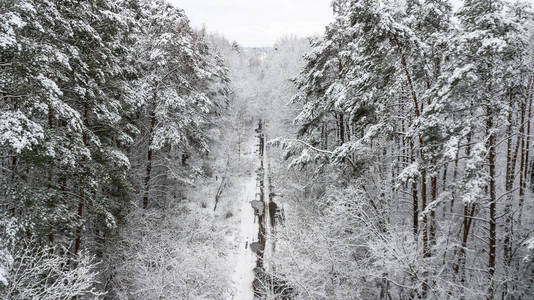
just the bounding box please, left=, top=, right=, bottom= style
left=74, top=102, right=89, bottom=269
left=421, top=170, right=429, bottom=258
left=454, top=131, right=473, bottom=294
left=411, top=138, right=419, bottom=238
left=517, top=101, right=526, bottom=223
left=503, top=91, right=517, bottom=274
left=143, top=80, right=158, bottom=209
left=519, top=80, right=533, bottom=224
left=73, top=196, right=84, bottom=268
left=450, top=144, right=460, bottom=213
left=486, top=110, right=497, bottom=300
left=430, top=175, right=437, bottom=246
left=337, top=52, right=345, bottom=146
left=442, top=163, right=448, bottom=192
left=48, top=107, right=55, bottom=247
left=393, top=35, right=420, bottom=118
left=456, top=203, right=476, bottom=289
left=339, top=113, right=345, bottom=145
left=395, top=36, right=423, bottom=245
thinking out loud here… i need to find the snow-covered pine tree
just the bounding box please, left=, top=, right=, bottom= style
left=1, top=0, right=230, bottom=297
left=276, top=0, right=534, bottom=298
left=1, top=0, right=135, bottom=296
left=127, top=0, right=229, bottom=209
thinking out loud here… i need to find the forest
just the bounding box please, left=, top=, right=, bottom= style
left=1, top=0, right=534, bottom=299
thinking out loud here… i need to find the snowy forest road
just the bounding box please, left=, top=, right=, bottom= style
left=231, top=120, right=277, bottom=299
left=231, top=126, right=260, bottom=300
left=231, top=174, right=257, bottom=300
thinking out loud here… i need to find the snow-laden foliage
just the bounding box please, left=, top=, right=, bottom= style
left=1, top=0, right=230, bottom=297
left=272, top=0, right=534, bottom=298
left=2, top=243, right=102, bottom=300
left=106, top=206, right=231, bottom=299
left=0, top=111, right=44, bottom=153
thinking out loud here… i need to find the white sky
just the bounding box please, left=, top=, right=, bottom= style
left=168, top=0, right=334, bottom=47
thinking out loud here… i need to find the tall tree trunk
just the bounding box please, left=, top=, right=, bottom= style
left=518, top=102, right=526, bottom=215
left=73, top=193, right=84, bottom=268
left=518, top=101, right=526, bottom=215
left=337, top=51, right=345, bottom=146
left=143, top=80, right=158, bottom=209
left=47, top=107, right=55, bottom=248
left=393, top=35, right=420, bottom=119
left=402, top=118, right=407, bottom=174
left=411, top=138, right=419, bottom=238
left=454, top=131, right=473, bottom=294
left=503, top=91, right=518, bottom=276
left=395, top=35, right=423, bottom=245
left=394, top=34, right=429, bottom=246
left=450, top=145, right=460, bottom=213
left=421, top=170, right=429, bottom=257
left=430, top=175, right=437, bottom=246
left=519, top=80, right=534, bottom=224
left=74, top=103, right=89, bottom=269
left=486, top=110, right=497, bottom=300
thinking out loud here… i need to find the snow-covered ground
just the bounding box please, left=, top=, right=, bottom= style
left=231, top=134, right=260, bottom=300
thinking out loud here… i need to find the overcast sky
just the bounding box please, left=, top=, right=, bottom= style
left=168, top=0, right=334, bottom=47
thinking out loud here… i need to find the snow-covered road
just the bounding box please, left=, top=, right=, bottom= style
left=231, top=135, right=259, bottom=300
